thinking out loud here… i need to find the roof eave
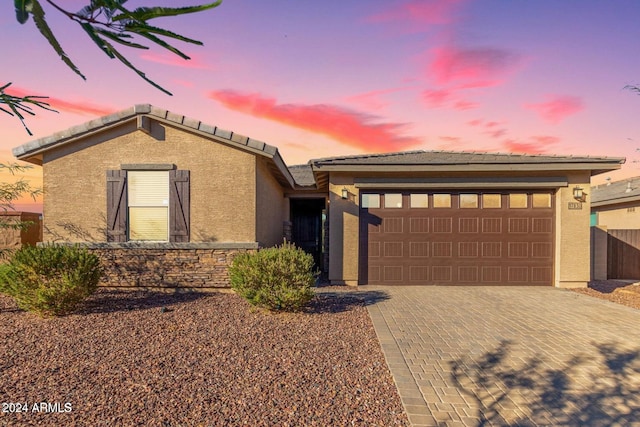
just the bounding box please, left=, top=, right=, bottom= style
left=311, top=162, right=624, bottom=173
left=592, top=194, right=640, bottom=207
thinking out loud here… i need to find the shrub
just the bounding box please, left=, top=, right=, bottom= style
left=229, top=242, right=316, bottom=311
left=0, top=244, right=102, bottom=317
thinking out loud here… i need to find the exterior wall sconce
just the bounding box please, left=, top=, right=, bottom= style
left=573, top=186, right=586, bottom=202
left=341, top=187, right=349, bottom=199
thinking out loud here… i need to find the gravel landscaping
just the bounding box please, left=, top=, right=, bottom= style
left=0, top=288, right=408, bottom=427
left=570, top=280, right=640, bottom=310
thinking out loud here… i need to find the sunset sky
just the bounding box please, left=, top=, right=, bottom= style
left=2, top=0, right=640, bottom=211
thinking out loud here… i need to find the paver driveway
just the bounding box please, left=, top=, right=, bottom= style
left=365, top=286, right=640, bottom=427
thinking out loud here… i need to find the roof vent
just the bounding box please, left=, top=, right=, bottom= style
left=626, top=182, right=633, bottom=193
left=606, top=177, right=611, bottom=186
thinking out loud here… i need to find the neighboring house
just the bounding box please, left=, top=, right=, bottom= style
left=591, top=176, right=640, bottom=228
left=13, top=105, right=624, bottom=288
left=590, top=177, right=640, bottom=280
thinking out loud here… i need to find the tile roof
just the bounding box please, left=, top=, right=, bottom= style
left=310, top=150, right=622, bottom=165
left=591, top=176, right=640, bottom=205
left=288, top=164, right=316, bottom=187
left=12, top=104, right=279, bottom=159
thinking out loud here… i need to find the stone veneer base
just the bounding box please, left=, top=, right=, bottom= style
left=50, top=242, right=259, bottom=288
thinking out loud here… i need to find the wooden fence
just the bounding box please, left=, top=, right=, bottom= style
left=607, top=229, right=640, bottom=279
left=592, top=227, right=640, bottom=280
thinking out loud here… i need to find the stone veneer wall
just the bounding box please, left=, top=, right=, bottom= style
left=59, top=242, right=258, bottom=289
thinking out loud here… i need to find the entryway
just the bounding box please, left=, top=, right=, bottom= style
left=290, top=198, right=326, bottom=272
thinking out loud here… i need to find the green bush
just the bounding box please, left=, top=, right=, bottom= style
left=0, top=244, right=102, bottom=317
left=229, top=242, right=316, bottom=311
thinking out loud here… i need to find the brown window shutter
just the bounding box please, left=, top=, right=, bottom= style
left=106, top=170, right=127, bottom=242
left=169, top=170, right=190, bottom=242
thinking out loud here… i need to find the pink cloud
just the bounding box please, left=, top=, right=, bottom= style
left=346, top=87, right=410, bottom=111
left=486, top=128, right=507, bottom=139
left=367, top=0, right=464, bottom=29
left=429, top=46, right=520, bottom=87
left=467, top=119, right=483, bottom=127
left=422, top=89, right=454, bottom=107
left=6, top=86, right=115, bottom=116
left=503, top=135, right=560, bottom=154
left=524, top=95, right=584, bottom=124
left=439, top=136, right=461, bottom=143
left=419, top=45, right=519, bottom=110
left=173, top=79, right=195, bottom=88
left=207, top=90, right=423, bottom=152
left=140, top=51, right=213, bottom=70
left=453, top=100, right=478, bottom=110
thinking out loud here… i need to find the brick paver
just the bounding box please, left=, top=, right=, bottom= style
left=365, top=287, right=640, bottom=426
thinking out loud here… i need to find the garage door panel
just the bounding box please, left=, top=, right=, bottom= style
left=482, top=242, right=502, bottom=257
left=368, top=266, right=381, bottom=282
left=532, top=218, right=553, bottom=233
left=383, top=217, right=403, bottom=233
left=482, top=266, right=502, bottom=283
left=383, top=242, right=403, bottom=257
left=508, top=266, right=529, bottom=282
left=369, top=241, right=380, bottom=257
left=508, top=218, right=529, bottom=233
left=532, top=267, right=552, bottom=282
left=459, top=266, right=479, bottom=282
left=459, top=242, right=479, bottom=258
left=384, top=266, right=403, bottom=282
left=482, top=218, right=502, bottom=233
left=459, top=218, right=479, bottom=233
left=433, top=217, right=453, bottom=233
left=532, top=242, right=552, bottom=258
left=432, top=242, right=452, bottom=257
left=432, top=266, right=452, bottom=282
left=410, top=242, right=429, bottom=257
left=410, top=217, right=430, bottom=233
left=410, top=266, right=429, bottom=281
left=508, top=242, right=529, bottom=258
left=361, top=192, right=554, bottom=285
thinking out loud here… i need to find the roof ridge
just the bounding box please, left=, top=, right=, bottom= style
left=12, top=104, right=280, bottom=158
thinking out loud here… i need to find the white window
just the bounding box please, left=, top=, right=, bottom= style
left=460, top=194, right=478, bottom=208
left=384, top=193, right=403, bottom=208
left=410, top=194, right=429, bottom=208
left=128, top=171, right=170, bottom=241
left=361, top=194, right=380, bottom=208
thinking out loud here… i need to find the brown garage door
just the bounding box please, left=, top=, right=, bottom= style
left=359, top=192, right=554, bottom=285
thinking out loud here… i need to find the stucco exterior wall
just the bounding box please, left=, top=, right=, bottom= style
left=255, top=158, right=286, bottom=247
left=42, top=120, right=257, bottom=243
left=328, top=173, right=360, bottom=285
left=593, top=203, right=640, bottom=229
left=555, top=171, right=592, bottom=288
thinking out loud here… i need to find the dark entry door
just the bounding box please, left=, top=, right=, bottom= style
left=290, top=198, right=325, bottom=270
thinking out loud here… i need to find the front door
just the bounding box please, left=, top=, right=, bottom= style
left=290, top=198, right=326, bottom=271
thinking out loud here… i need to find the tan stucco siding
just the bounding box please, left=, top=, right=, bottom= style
left=255, top=158, right=285, bottom=247
left=594, top=203, right=640, bottom=229
left=555, top=172, right=592, bottom=287
left=42, top=121, right=257, bottom=243
left=328, top=173, right=360, bottom=285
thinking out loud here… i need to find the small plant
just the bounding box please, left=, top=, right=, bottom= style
left=229, top=242, right=316, bottom=312
left=0, top=244, right=102, bottom=317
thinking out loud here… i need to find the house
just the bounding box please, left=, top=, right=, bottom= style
left=590, top=177, right=640, bottom=280
left=591, top=176, right=640, bottom=228
left=12, top=105, right=624, bottom=288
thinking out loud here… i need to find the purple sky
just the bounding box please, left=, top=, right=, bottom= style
left=2, top=0, right=640, bottom=209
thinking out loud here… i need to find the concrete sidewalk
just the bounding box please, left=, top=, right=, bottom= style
left=366, top=286, right=640, bottom=426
